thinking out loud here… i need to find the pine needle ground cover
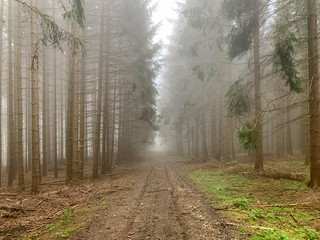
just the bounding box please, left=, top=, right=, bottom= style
left=189, top=159, right=320, bottom=239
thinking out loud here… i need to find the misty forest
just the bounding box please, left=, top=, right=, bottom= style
left=1, top=0, right=320, bottom=239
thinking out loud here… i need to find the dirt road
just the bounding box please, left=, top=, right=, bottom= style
left=73, top=154, right=239, bottom=240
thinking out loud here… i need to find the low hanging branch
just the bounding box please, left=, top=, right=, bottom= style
left=14, top=0, right=85, bottom=55
left=225, top=78, right=253, bottom=117
left=272, top=27, right=302, bottom=93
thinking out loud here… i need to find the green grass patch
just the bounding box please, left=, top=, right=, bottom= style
left=190, top=169, right=320, bottom=239
left=53, top=226, right=81, bottom=239
left=44, top=209, right=74, bottom=233
left=29, top=194, right=111, bottom=239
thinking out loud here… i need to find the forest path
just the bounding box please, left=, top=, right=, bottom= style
left=73, top=153, right=239, bottom=240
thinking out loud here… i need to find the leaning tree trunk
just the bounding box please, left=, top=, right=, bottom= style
left=307, top=0, right=320, bottom=188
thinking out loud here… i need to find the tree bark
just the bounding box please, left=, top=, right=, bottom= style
left=72, top=22, right=80, bottom=181
left=92, top=1, right=105, bottom=179
left=201, top=113, right=209, bottom=162
left=307, top=0, right=320, bottom=188
left=0, top=0, right=4, bottom=187
left=286, top=101, right=293, bottom=156
left=253, top=6, right=264, bottom=173
left=7, top=0, right=15, bottom=187
left=16, top=3, right=24, bottom=189
left=52, top=2, right=58, bottom=178
left=42, top=48, right=48, bottom=177
left=79, top=28, right=86, bottom=178
left=31, top=0, right=40, bottom=194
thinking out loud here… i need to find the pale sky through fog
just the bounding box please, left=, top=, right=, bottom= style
left=151, top=1, right=180, bottom=150
left=152, top=0, right=179, bottom=46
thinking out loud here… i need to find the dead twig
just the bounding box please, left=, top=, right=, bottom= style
left=257, top=203, right=312, bottom=208
left=290, top=212, right=300, bottom=225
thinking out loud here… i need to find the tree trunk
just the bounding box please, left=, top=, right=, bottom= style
left=253, top=6, right=264, bottom=173
left=195, top=118, right=199, bottom=158
left=286, top=101, right=293, bottom=156
left=0, top=0, right=4, bottom=187
left=109, top=73, right=116, bottom=170
left=92, top=1, right=105, bottom=179
left=211, top=106, right=218, bottom=159
left=230, top=118, right=236, bottom=159
left=201, top=113, right=209, bottom=162
left=52, top=3, right=58, bottom=178
left=7, top=0, right=15, bottom=187
left=16, top=3, right=24, bottom=189
left=31, top=0, right=40, bottom=194
left=72, top=22, right=80, bottom=181
left=79, top=28, right=86, bottom=178
left=42, top=48, right=48, bottom=177
left=66, top=33, right=74, bottom=184
left=307, top=0, right=320, bottom=188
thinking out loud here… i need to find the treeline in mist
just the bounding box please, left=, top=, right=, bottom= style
left=159, top=0, right=320, bottom=188
left=0, top=0, right=159, bottom=193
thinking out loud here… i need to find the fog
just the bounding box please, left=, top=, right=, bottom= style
left=0, top=0, right=318, bottom=190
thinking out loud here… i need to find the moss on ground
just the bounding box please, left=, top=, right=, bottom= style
left=190, top=163, right=320, bottom=239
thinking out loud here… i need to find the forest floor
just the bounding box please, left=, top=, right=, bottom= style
left=0, top=153, right=320, bottom=239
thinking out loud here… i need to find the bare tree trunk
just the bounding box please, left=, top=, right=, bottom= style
left=201, top=113, right=209, bottom=162
left=52, top=3, right=58, bottom=178
left=79, top=29, right=86, bottom=178
left=66, top=37, right=74, bottom=184
left=92, top=1, right=105, bottom=179
left=0, top=0, right=4, bottom=187
left=218, top=84, right=223, bottom=161
left=72, top=22, right=80, bottom=181
left=307, top=0, right=320, bottom=188
left=7, top=1, right=15, bottom=187
left=31, top=0, right=40, bottom=194
left=109, top=73, right=116, bottom=170
left=42, top=48, right=48, bottom=177
left=230, top=118, right=236, bottom=159
left=177, top=122, right=184, bottom=157
left=60, top=64, right=64, bottom=165
left=16, top=3, right=24, bottom=189
left=195, top=118, right=199, bottom=158
left=101, top=91, right=108, bottom=174
left=286, top=101, right=293, bottom=156
left=253, top=7, right=263, bottom=173
left=211, top=106, right=218, bottom=159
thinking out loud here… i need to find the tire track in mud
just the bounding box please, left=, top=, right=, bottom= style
left=166, top=159, right=240, bottom=240
left=123, top=165, right=155, bottom=236
left=164, top=164, right=188, bottom=240
left=73, top=155, right=239, bottom=240
left=125, top=162, right=185, bottom=239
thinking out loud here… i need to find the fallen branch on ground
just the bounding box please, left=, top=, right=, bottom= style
left=257, top=203, right=311, bottom=208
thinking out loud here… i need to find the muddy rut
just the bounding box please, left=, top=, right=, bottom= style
left=73, top=155, right=239, bottom=240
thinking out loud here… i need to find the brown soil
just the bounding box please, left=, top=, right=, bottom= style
left=0, top=153, right=240, bottom=239
left=73, top=153, right=239, bottom=240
